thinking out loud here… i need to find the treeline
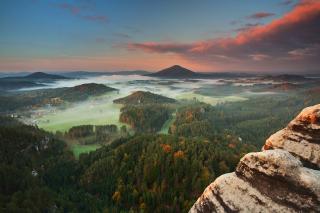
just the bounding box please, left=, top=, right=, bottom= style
left=0, top=119, right=87, bottom=212
left=169, top=103, right=215, bottom=137
left=165, top=89, right=320, bottom=148
left=115, top=91, right=177, bottom=133
left=119, top=105, right=172, bottom=133
left=172, top=91, right=319, bottom=147
left=113, top=91, right=176, bottom=105
left=78, top=133, right=254, bottom=212
left=210, top=91, right=320, bottom=147
left=2, top=85, right=320, bottom=212
left=0, top=118, right=254, bottom=212
left=58, top=124, right=128, bottom=145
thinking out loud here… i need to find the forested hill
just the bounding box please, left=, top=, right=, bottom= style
left=0, top=117, right=254, bottom=212
left=2, top=84, right=320, bottom=212
left=58, top=83, right=116, bottom=102
left=114, top=91, right=176, bottom=133
left=0, top=83, right=116, bottom=112
left=113, top=91, right=176, bottom=105
left=0, top=117, right=78, bottom=212
left=148, top=65, right=200, bottom=78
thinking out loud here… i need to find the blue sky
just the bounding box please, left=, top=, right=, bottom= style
left=1, top=0, right=319, bottom=72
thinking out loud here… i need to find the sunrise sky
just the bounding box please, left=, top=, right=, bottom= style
left=0, top=0, right=319, bottom=73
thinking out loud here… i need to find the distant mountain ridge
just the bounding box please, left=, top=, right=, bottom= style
left=148, top=65, right=201, bottom=78
left=25, top=72, right=68, bottom=79
left=147, top=65, right=255, bottom=79
left=260, top=74, right=308, bottom=82
left=57, top=70, right=151, bottom=78
left=0, top=72, right=69, bottom=90
left=0, top=71, right=68, bottom=80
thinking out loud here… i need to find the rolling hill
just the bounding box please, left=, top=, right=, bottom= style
left=0, top=83, right=117, bottom=112
left=0, top=72, right=69, bottom=90
left=113, top=91, right=176, bottom=105
left=147, top=65, right=253, bottom=79
left=148, top=65, right=201, bottom=78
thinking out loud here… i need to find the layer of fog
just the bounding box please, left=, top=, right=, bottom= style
left=24, top=75, right=278, bottom=132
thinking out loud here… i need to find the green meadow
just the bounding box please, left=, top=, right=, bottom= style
left=37, top=93, right=124, bottom=132
left=71, top=144, right=101, bottom=159
left=175, top=92, right=247, bottom=105
left=34, top=79, right=251, bottom=158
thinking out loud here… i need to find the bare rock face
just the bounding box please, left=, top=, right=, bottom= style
left=264, top=104, right=320, bottom=168
left=190, top=104, right=320, bottom=213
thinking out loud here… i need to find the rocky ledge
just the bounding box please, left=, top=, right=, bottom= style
left=264, top=104, right=320, bottom=168
left=190, top=104, right=320, bottom=213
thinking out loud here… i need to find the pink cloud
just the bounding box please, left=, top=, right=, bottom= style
left=248, top=12, right=275, bottom=19
left=249, top=54, right=270, bottom=61
left=235, top=23, right=261, bottom=32
left=127, top=0, right=320, bottom=71
left=127, top=42, right=192, bottom=53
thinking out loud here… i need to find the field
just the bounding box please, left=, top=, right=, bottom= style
left=34, top=76, right=251, bottom=133
left=175, top=92, right=247, bottom=105
left=71, top=144, right=101, bottom=159
left=36, top=92, right=246, bottom=133
left=36, top=92, right=124, bottom=132
left=23, top=74, right=290, bottom=160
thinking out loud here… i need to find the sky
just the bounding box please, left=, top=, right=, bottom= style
left=0, top=0, right=319, bottom=73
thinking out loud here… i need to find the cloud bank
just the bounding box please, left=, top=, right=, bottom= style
left=127, top=0, right=320, bottom=72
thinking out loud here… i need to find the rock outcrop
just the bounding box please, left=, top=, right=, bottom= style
left=264, top=104, right=320, bottom=168
left=190, top=104, right=320, bottom=213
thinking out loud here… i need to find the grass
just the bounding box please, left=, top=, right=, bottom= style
left=35, top=82, right=248, bottom=133
left=37, top=92, right=124, bottom=132
left=71, top=144, right=101, bottom=159
left=175, top=92, right=247, bottom=105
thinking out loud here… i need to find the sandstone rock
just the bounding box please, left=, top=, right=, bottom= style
left=190, top=172, right=294, bottom=213
left=263, top=104, right=320, bottom=168
left=190, top=104, right=320, bottom=213
left=236, top=150, right=320, bottom=211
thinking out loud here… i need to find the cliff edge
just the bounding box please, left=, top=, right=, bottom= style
left=190, top=104, right=320, bottom=212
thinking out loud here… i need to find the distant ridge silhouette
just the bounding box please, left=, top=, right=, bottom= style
left=25, top=72, right=68, bottom=79
left=148, top=65, right=200, bottom=78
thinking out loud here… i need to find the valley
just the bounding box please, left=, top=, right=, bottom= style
left=2, top=1, right=320, bottom=212
left=1, top=66, right=320, bottom=212
left=2, top=68, right=320, bottom=158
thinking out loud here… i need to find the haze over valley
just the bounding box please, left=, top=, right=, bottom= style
left=1, top=0, right=320, bottom=212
